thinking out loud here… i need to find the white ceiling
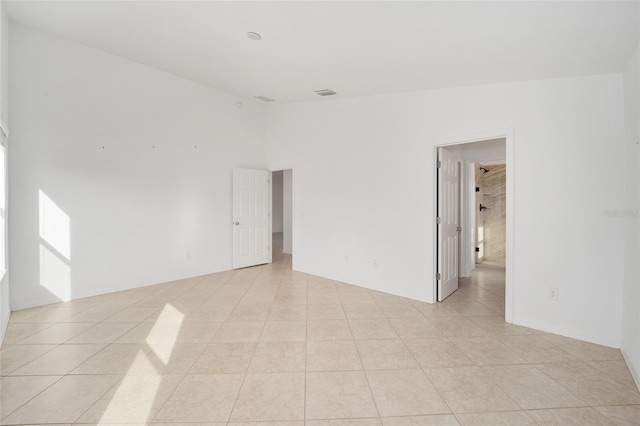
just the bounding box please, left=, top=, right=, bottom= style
left=5, top=1, right=640, bottom=104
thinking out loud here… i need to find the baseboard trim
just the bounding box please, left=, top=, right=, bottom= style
left=621, top=346, right=640, bottom=392
left=513, top=315, right=620, bottom=349
left=0, top=310, right=8, bottom=347
left=10, top=269, right=228, bottom=311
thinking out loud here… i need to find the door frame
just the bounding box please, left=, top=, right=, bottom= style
left=269, top=164, right=295, bottom=267
left=433, top=129, right=515, bottom=323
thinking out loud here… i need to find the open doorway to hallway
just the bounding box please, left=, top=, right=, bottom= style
left=468, top=161, right=507, bottom=314
left=435, top=135, right=512, bottom=321
left=271, top=169, right=293, bottom=268
left=475, top=162, right=506, bottom=265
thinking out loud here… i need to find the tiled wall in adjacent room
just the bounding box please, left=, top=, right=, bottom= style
left=476, top=164, right=506, bottom=263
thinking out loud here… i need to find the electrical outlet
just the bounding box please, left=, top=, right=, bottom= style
left=186, top=251, right=192, bottom=260
left=344, top=256, right=349, bottom=263
left=549, top=287, right=559, bottom=301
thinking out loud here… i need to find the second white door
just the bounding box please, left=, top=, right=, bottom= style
left=437, top=147, right=460, bottom=301
left=232, top=168, right=271, bottom=269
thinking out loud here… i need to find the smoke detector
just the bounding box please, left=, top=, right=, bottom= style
left=254, top=95, right=275, bottom=102
left=315, top=89, right=337, bottom=97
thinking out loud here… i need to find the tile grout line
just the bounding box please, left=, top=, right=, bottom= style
left=348, top=295, right=383, bottom=423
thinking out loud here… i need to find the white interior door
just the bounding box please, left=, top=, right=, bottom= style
left=233, top=168, right=271, bottom=269
left=437, top=148, right=460, bottom=301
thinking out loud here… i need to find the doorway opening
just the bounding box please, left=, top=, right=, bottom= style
left=271, top=168, right=293, bottom=269
left=475, top=161, right=506, bottom=266
left=434, top=133, right=514, bottom=323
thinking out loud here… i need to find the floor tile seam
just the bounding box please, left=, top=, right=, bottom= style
left=448, top=334, right=525, bottom=360
left=451, top=409, right=537, bottom=424
left=418, top=360, right=523, bottom=406
left=422, top=361, right=523, bottom=414
left=0, top=343, right=60, bottom=375
left=449, top=406, right=539, bottom=415
left=13, top=320, right=101, bottom=346
left=158, top=349, right=255, bottom=423
left=489, top=365, right=589, bottom=411
left=345, top=316, right=398, bottom=340
left=67, top=322, right=138, bottom=346
left=66, top=341, right=147, bottom=376
left=303, top=316, right=307, bottom=424
left=533, top=361, right=640, bottom=395
left=351, top=334, right=385, bottom=420
left=0, top=373, right=65, bottom=423
left=396, top=337, right=456, bottom=416
left=62, top=371, right=126, bottom=425
left=63, top=305, right=129, bottom=324
left=305, top=366, right=367, bottom=373
left=303, top=414, right=383, bottom=422
left=147, top=371, right=192, bottom=424
left=208, top=290, right=257, bottom=342
left=521, top=406, right=607, bottom=415
left=223, top=281, right=279, bottom=425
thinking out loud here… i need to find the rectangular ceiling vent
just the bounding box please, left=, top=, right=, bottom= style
left=254, top=95, right=275, bottom=102
left=315, top=89, right=337, bottom=97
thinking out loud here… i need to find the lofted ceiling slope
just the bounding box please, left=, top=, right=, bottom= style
left=5, top=1, right=640, bottom=103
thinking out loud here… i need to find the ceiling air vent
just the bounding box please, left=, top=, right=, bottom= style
left=255, top=96, right=275, bottom=102
left=315, top=89, right=337, bottom=97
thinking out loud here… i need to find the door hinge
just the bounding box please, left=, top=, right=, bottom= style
left=436, top=273, right=441, bottom=280
left=437, top=160, right=442, bottom=168
left=436, top=217, right=441, bottom=225
left=268, top=179, right=270, bottom=184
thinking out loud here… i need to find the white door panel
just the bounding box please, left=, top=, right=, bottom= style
left=438, top=148, right=460, bottom=301
left=233, top=168, right=271, bottom=269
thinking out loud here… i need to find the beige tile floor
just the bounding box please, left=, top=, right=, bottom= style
left=1, top=235, right=639, bottom=425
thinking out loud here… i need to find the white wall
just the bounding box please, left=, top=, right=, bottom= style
left=282, top=169, right=292, bottom=254
left=1, top=3, right=6, bottom=126
left=9, top=23, right=266, bottom=309
left=621, top=43, right=640, bottom=388
left=265, top=73, right=627, bottom=347
left=0, top=2, right=10, bottom=342
left=272, top=171, right=283, bottom=233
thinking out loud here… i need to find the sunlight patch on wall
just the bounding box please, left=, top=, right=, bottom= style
left=39, top=190, right=71, bottom=301
left=39, top=190, right=70, bottom=259
left=39, top=244, right=71, bottom=301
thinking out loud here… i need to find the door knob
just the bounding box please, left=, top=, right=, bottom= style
left=234, top=222, right=239, bottom=225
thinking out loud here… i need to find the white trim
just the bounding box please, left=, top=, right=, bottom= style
left=621, top=347, right=640, bottom=392
left=268, top=164, right=295, bottom=173
left=432, top=128, right=515, bottom=324
left=514, top=315, right=621, bottom=349
left=0, top=313, right=7, bottom=347
left=268, top=170, right=273, bottom=264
